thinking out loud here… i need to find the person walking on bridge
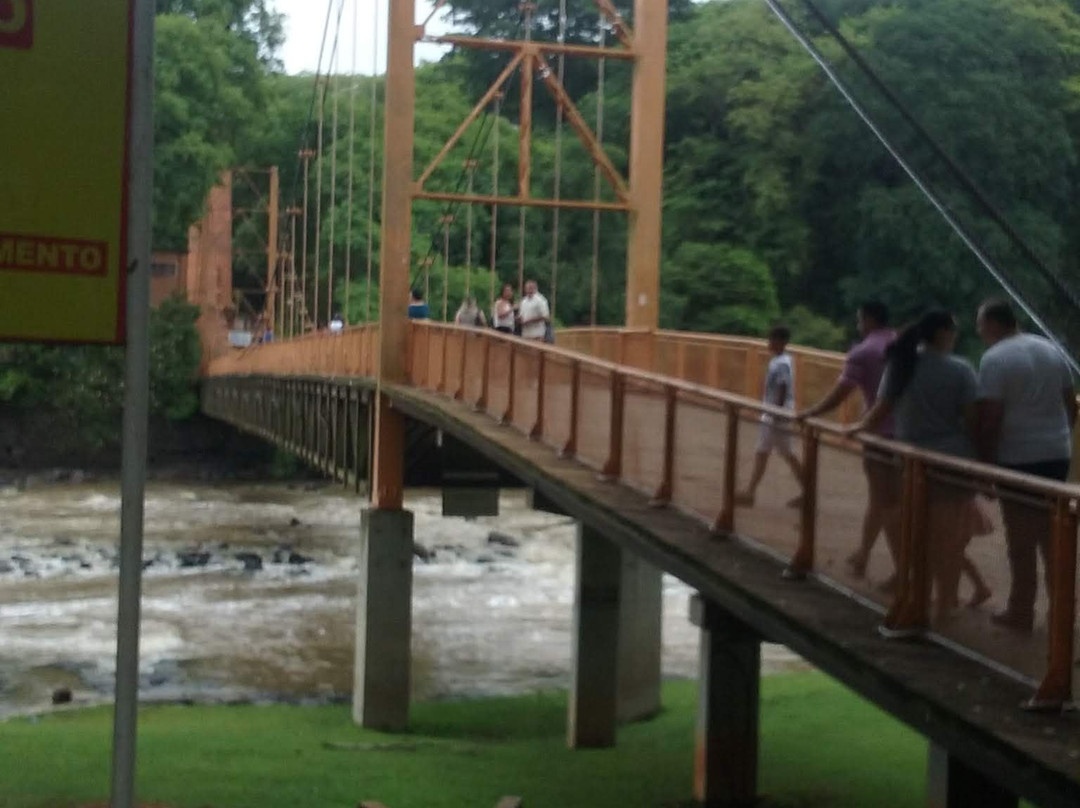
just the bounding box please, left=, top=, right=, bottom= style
left=797, top=300, right=900, bottom=585
left=492, top=283, right=517, bottom=334
left=455, top=296, right=487, bottom=328
left=843, top=310, right=991, bottom=619
left=737, top=326, right=803, bottom=507
left=518, top=280, right=550, bottom=342
left=974, top=299, right=1077, bottom=633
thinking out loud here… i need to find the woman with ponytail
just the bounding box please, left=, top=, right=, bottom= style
left=846, top=310, right=991, bottom=620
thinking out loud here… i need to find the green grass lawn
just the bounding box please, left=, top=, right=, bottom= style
left=0, top=673, right=927, bottom=808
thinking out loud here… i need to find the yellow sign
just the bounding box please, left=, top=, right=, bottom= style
left=0, top=0, right=134, bottom=344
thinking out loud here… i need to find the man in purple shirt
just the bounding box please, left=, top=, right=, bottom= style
left=798, top=301, right=900, bottom=583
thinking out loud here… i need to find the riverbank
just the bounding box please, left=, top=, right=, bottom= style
left=0, top=674, right=925, bottom=808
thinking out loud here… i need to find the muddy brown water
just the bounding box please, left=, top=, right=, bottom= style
left=0, top=481, right=806, bottom=716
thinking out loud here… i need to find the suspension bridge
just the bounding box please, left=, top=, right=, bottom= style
left=190, top=1, right=1080, bottom=807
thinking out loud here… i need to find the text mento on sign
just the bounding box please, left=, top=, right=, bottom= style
left=0, top=233, right=108, bottom=275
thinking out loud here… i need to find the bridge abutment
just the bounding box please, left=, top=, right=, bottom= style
left=927, top=744, right=1018, bottom=808
left=690, top=594, right=761, bottom=808
left=353, top=508, right=414, bottom=732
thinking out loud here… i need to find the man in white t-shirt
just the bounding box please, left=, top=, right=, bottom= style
left=975, top=299, right=1077, bottom=632
left=737, top=325, right=803, bottom=506
left=518, top=279, right=550, bottom=341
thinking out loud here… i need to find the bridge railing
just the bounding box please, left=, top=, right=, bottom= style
left=205, top=322, right=1079, bottom=708
left=410, top=322, right=1079, bottom=709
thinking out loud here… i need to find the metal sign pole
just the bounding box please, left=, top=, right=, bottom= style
left=110, top=1, right=154, bottom=806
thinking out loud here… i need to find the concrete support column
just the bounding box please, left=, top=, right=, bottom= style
left=927, top=745, right=1017, bottom=808
left=617, top=554, right=663, bottom=723
left=354, top=508, right=414, bottom=732
left=690, top=595, right=760, bottom=808
left=568, top=524, right=622, bottom=749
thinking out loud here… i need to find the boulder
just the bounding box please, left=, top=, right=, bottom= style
left=178, top=551, right=211, bottom=568
left=487, top=531, right=520, bottom=548
left=412, top=544, right=434, bottom=563
left=235, top=552, right=263, bottom=572
left=287, top=551, right=312, bottom=566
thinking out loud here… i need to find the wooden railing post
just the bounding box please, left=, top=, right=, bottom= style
left=530, top=349, right=546, bottom=441
left=1030, top=497, right=1078, bottom=710
left=503, top=342, right=517, bottom=425
left=712, top=404, right=740, bottom=535
left=601, top=372, right=625, bottom=481
left=455, top=331, right=467, bottom=401
left=881, top=456, right=929, bottom=637
left=439, top=327, right=449, bottom=393
left=650, top=384, right=676, bottom=506
left=561, top=359, right=580, bottom=459
left=475, top=335, right=491, bottom=412
left=784, top=425, right=819, bottom=580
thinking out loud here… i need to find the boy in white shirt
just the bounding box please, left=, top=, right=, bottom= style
left=737, top=325, right=803, bottom=506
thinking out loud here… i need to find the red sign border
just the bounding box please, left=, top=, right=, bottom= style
left=0, top=0, right=134, bottom=347
left=0, top=0, right=35, bottom=51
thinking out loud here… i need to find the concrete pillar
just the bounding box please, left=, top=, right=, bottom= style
left=353, top=508, right=414, bottom=732
left=617, top=553, right=663, bottom=723
left=690, top=594, right=760, bottom=808
left=927, top=744, right=1017, bottom=808
left=568, top=524, right=622, bottom=749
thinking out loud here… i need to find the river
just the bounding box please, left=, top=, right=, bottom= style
left=0, top=480, right=805, bottom=716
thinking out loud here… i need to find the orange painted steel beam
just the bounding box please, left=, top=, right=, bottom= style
left=625, top=0, right=669, bottom=329
left=413, top=190, right=630, bottom=212
left=424, top=34, right=635, bottom=61
left=372, top=0, right=417, bottom=511
left=519, top=52, right=534, bottom=199
left=1032, top=498, right=1078, bottom=709
left=536, top=53, right=628, bottom=201
left=416, top=51, right=525, bottom=190
left=591, top=0, right=635, bottom=49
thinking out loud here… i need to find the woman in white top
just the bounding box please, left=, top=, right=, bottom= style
left=492, top=283, right=516, bottom=334
left=454, top=296, right=487, bottom=328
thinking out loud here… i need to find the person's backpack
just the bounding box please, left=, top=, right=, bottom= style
left=543, top=322, right=555, bottom=344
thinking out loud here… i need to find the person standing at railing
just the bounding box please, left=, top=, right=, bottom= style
left=455, top=296, right=487, bottom=328
left=518, top=279, right=550, bottom=342
left=797, top=300, right=900, bottom=587
left=737, top=325, right=803, bottom=507
left=408, top=288, right=430, bottom=320
left=492, top=284, right=517, bottom=334
left=974, top=299, right=1077, bottom=634
left=843, top=310, right=991, bottom=620
left=329, top=312, right=345, bottom=334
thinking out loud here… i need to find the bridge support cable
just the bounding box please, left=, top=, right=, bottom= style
left=328, top=72, right=339, bottom=324
left=343, top=0, right=359, bottom=326
left=490, top=93, right=502, bottom=310
left=518, top=2, right=537, bottom=296
left=465, top=160, right=477, bottom=300
left=550, top=0, right=568, bottom=321
left=365, top=0, right=380, bottom=323
left=761, top=0, right=1080, bottom=378
left=314, top=77, right=325, bottom=330
left=591, top=24, right=607, bottom=326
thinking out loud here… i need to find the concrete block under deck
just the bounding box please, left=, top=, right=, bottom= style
left=354, top=508, right=414, bottom=732
left=386, top=383, right=1080, bottom=808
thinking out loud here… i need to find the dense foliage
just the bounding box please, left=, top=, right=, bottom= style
left=9, top=0, right=1080, bottom=452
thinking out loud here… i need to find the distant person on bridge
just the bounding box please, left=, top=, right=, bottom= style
left=455, top=296, right=487, bottom=328
left=797, top=300, right=900, bottom=585
left=844, top=310, right=991, bottom=618
left=518, top=280, right=550, bottom=342
left=737, top=325, right=803, bottom=508
left=493, top=284, right=517, bottom=334
left=408, top=289, right=430, bottom=320
left=329, top=312, right=345, bottom=333
left=974, top=299, right=1077, bottom=633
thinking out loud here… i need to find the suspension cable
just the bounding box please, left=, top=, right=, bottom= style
left=762, top=0, right=1080, bottom=376
left=490, top=93, right=502, bottom=311
left=518, top=1, right=536, bottom=296
left=442, top=215, right=452, bottom=321
left=314, top=76, right=325, bottom=330
left=550, top=0, right=567, bottom=320
left=343, top=0, right=358, bottom=325
left=465, top=159, right=477, bottom=300
left=365, top=0, right=379, bottom=323
left=590, top=23, right=607, bottom=326
left=328, top=69, right=339, bottom=322
left=301, top=151, right=311, bottom=332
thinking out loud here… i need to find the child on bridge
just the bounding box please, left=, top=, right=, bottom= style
left=737, top=325, right=803, bottom=507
